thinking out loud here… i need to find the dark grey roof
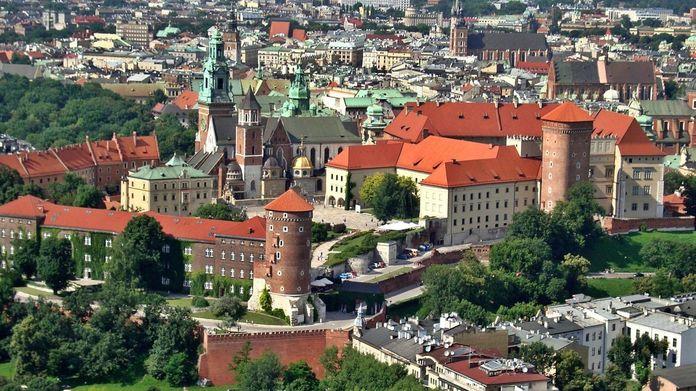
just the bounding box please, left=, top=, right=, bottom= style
left=0, top=63, right=42, bottom=80
left=605, top=61, right=655, bottom=84
left=518, top=317, right=582, bottom=336
left=264, top=117, right=361, bottom=145
left=241, top=87, right=261, bottom=111
left=187, top=150, right=225, bottom=175
left=211, top=116, right=238, bottom=145
left=233, top=95, right=287, bottom=115
left=553, top=61, right=600, bottom=84
left=652, top=364, right=696, bottom=388
left=339, top=281, right=382, bottom=294
left=467, top=32, right=548, bottom=52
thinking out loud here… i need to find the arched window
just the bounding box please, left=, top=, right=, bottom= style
left=250, top=181, right=256, bottom=191
left=324, top=147, right=330, bottom=163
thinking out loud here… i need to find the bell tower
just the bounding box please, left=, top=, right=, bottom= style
left=449, top=0, right=468, bottom=56
left=235, top=87, right=263, bottom=198
left=196, top=28, right=234, bottom=152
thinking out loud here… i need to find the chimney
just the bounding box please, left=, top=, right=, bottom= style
left=132, top=131, right=137, bottom=144
left=493, top=98, right=499, bottom=108
left=537, top=100, right=543, bottom=109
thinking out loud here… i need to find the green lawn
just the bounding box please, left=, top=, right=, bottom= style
left=168, top=298, right=286, bottom=325
left=367, top=267, right=413, bottom=283
left=582, top=278, right=635, bottom=298
left=0, top=361, right=15, bottom=379
left=387, top=298, right=422, bottom=319
left=324, top=229, right=415, bottom=267
left=71, top=375, right=229, bottom=391
left=582, top=231, right=696, bottom=272
left=14, top=286, right=56, bottom=298
left=242, top=311, right=287, bottom=325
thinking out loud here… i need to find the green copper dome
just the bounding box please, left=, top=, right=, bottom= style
left=367, top=104, right=383, bottom=116
left=637, top=114, right=653, bottom=125
left=165, top=153, right=187, bottom=167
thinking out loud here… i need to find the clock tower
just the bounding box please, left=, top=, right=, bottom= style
left=196, top=28, right=234, bottom=153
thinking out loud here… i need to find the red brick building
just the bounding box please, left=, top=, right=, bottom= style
left=0, top=133, right=159, bottom=190
left=0, top=195, right=264, bottom=295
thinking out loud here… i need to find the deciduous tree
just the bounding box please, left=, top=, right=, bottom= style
left=37, top=237, right=73, bottom=294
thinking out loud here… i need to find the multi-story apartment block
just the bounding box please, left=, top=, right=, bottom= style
left=120, top=154, right=215, bottom=215
left=116, top=21, right=153, bottom=47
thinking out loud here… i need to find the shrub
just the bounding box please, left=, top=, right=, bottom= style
left=191, top=296, right=209, bottom=308
left=332, top=223, right=347, bottom=234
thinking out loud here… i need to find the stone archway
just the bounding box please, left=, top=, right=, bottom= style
left=337, top=198, right=345, bottom=208
left=328, top=196, right=335, bottom=206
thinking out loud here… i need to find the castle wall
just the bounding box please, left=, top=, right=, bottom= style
left=198, top=329, right=350, bottom=385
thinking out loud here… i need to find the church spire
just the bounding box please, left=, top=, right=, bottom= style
left=288, top=64, right=310, bottom=112
left=199, top=28, right=231, bottom=105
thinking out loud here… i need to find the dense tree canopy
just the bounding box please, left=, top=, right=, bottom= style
left=0, top=167, right=44, bottom=205
left=194, top=203, right=246, bottom=221
left=37, top=237, right=73, bottom=294
left=108, top=215, right=167, bottom=289
left=319, top=347, right=425, bottom=391
left=0, top=75, right=194, bottom=159
left=361, top=173, right=419, bottom=222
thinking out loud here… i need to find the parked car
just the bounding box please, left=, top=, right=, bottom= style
left=405, top=248, right=420, bottom=257
left=418, top=243, right=433, bottom=251
left=338, top=272, right=355, bottom=281
left=371, top=261, right=385, bottom=269
left=397, top=252, right=410, bottom=260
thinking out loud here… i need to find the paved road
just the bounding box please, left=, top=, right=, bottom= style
left=385, top=284, right=424, bottom=305
left=311, top=233, right=351, bottom=269
left=245, top=203, right=381, bottom=231
left=587, top=272, right=656, bottom=279
left=195, top=310, right=355, bottom=331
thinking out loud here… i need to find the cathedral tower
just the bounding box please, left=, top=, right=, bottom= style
left=222, top=11, right=241, bottom=64
left=540, top=102, right=594, bottom=211
left=235, top=87, right=263, bottom=198
left=197, top=28, right=234, bottom=152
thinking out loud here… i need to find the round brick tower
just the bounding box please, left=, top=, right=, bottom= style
left=249, top=188, right=314, bottom=324
left=540, top=102, right=594, bottom=212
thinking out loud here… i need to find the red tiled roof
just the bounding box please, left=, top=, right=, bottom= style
left=515, top=61, right=550, bottom=74
left=0, top=134, right=160, bottom=179
left=0, top=51, right=14, bottom=63
left=116, top=134, right=160, bottom=161
left=420, top=148, right=541, bottom=188
left=0, top=195, right=49, bottom=218
left=270, top=21, right=291, bottom=37
left=53, top=143, right=95, bottom=171
left=292, top=29, right=307, bottom=41
left=384, top=102, right=560, bottom=142
left=172, top=90, right=199, bottom=110
left=265, top=189, right=314, bottom=213
left=73, top=15, right=105, bottom=25
left=541, top=102, right=593, bottom=123
left=592, top=110, right=665, bottom=156
left=396, top=136, right=500, bottom=174
left=0, top=196, right=265, bottom=242
left=326, top=142, right=404, bottom=170
left=445, top=360, right=548, bottom=386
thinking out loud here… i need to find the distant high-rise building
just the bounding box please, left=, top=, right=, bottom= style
left=116, top=21, right=153, bottom=47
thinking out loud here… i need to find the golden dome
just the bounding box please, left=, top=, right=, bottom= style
left=292, top=155, right=313, bottom=171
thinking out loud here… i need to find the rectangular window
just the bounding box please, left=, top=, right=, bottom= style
left=85, top=254, right=91, bottom=263
left=185, top=263, right=192, bottom=272
left=631, top=203, right=638, bottom=211
left=184, top=247, right=192, bottom=256
left=643, top=203, right=649, bottom=211
left=84, top=236, right=91, bottom=246
left=643, top=186, right=651, bottom=195
left=205, top=248, right=213, bottom=258
left=632, top=186, right=640, bottom=196
left=644, top=170, right=652, bottom=180
left=633, top=169, right=641, bottom=179
left=605, top=185, right=613, bottom=194
left=105, top=239, right=112, bottom=248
